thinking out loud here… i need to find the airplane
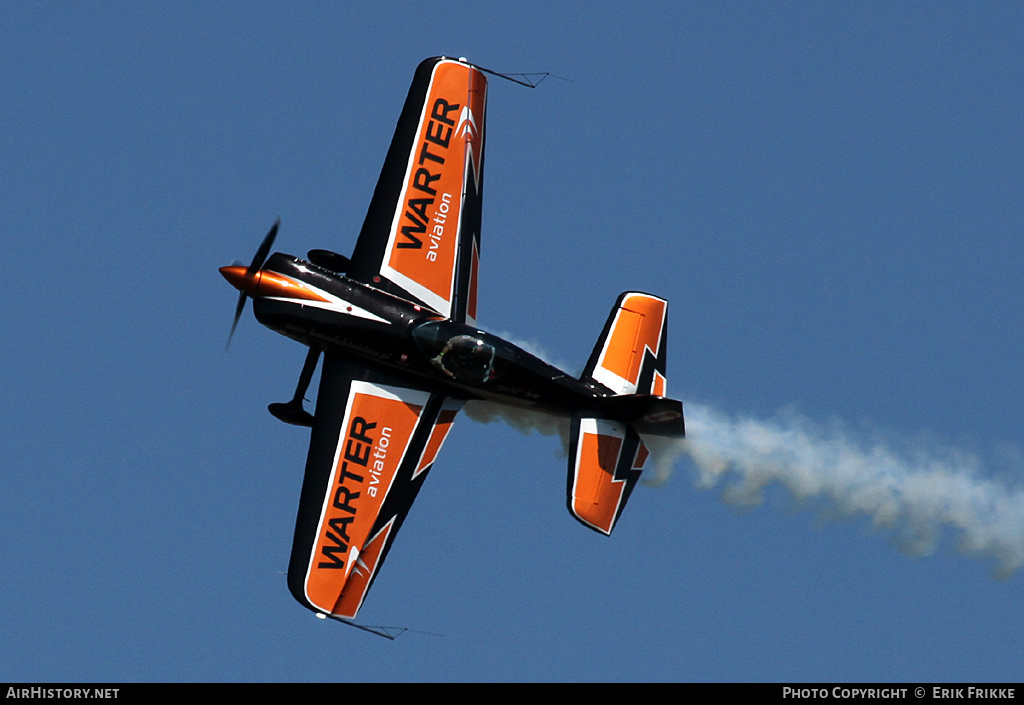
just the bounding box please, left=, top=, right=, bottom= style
left=221, top=56, right=685, bottom=629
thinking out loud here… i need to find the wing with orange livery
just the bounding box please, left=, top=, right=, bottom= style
left=287, top=355, right=461, bottom=620
left=349, top=56, right=486, bottom=325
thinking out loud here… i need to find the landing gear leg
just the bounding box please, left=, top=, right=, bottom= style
left=268, top=346, right=320, bottom=427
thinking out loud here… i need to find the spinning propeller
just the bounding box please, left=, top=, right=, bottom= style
left=222, top=219, right=279, bottom=349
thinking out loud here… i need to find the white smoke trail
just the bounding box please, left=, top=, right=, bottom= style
left=470, top=327, right=1024, bottom=576
left=672, top=402, right=1024, bottom=579
left=464, top=400, right=571, bottom=457
left=465, top=393, right=1024, bottom=578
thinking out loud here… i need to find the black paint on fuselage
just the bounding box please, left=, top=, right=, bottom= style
left=252, top=253, right=613, bottom=419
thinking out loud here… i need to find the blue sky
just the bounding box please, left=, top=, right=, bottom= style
left=3, top=2, right=1023, bottom=682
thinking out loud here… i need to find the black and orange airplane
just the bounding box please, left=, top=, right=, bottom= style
left=221, top=57, right=685, bottom=627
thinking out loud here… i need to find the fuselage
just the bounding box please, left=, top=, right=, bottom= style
left=223, top=252, right=616, bottom=419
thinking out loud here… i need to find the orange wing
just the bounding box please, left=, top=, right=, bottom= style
left=349, top=57, right=486, bottom=324
left=288, top=356, right=461, bottom=619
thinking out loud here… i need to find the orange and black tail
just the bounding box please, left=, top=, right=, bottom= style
left=567, top=292, right=684, bottom=535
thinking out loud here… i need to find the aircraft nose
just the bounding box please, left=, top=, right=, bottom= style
left=220, top=265, right=259, bottom=293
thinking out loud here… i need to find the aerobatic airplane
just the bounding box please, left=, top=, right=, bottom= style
left=221, top=57, right=685, bottom=628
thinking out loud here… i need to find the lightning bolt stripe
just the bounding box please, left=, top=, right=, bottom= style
left=567, top=417, right=648, bottom=536
left=591, top=293, right=667, bottom=395
left=331, top=517, right=396, bottom=619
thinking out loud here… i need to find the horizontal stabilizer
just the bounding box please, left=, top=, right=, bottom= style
left=583, top=291, right=684, bottom=438
left=566, top=416, right=648, bottom=535
left=583, top=292, right=668, bottom=396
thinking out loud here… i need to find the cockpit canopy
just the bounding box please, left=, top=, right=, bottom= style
left=412, top=321, right=498, bottom=385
